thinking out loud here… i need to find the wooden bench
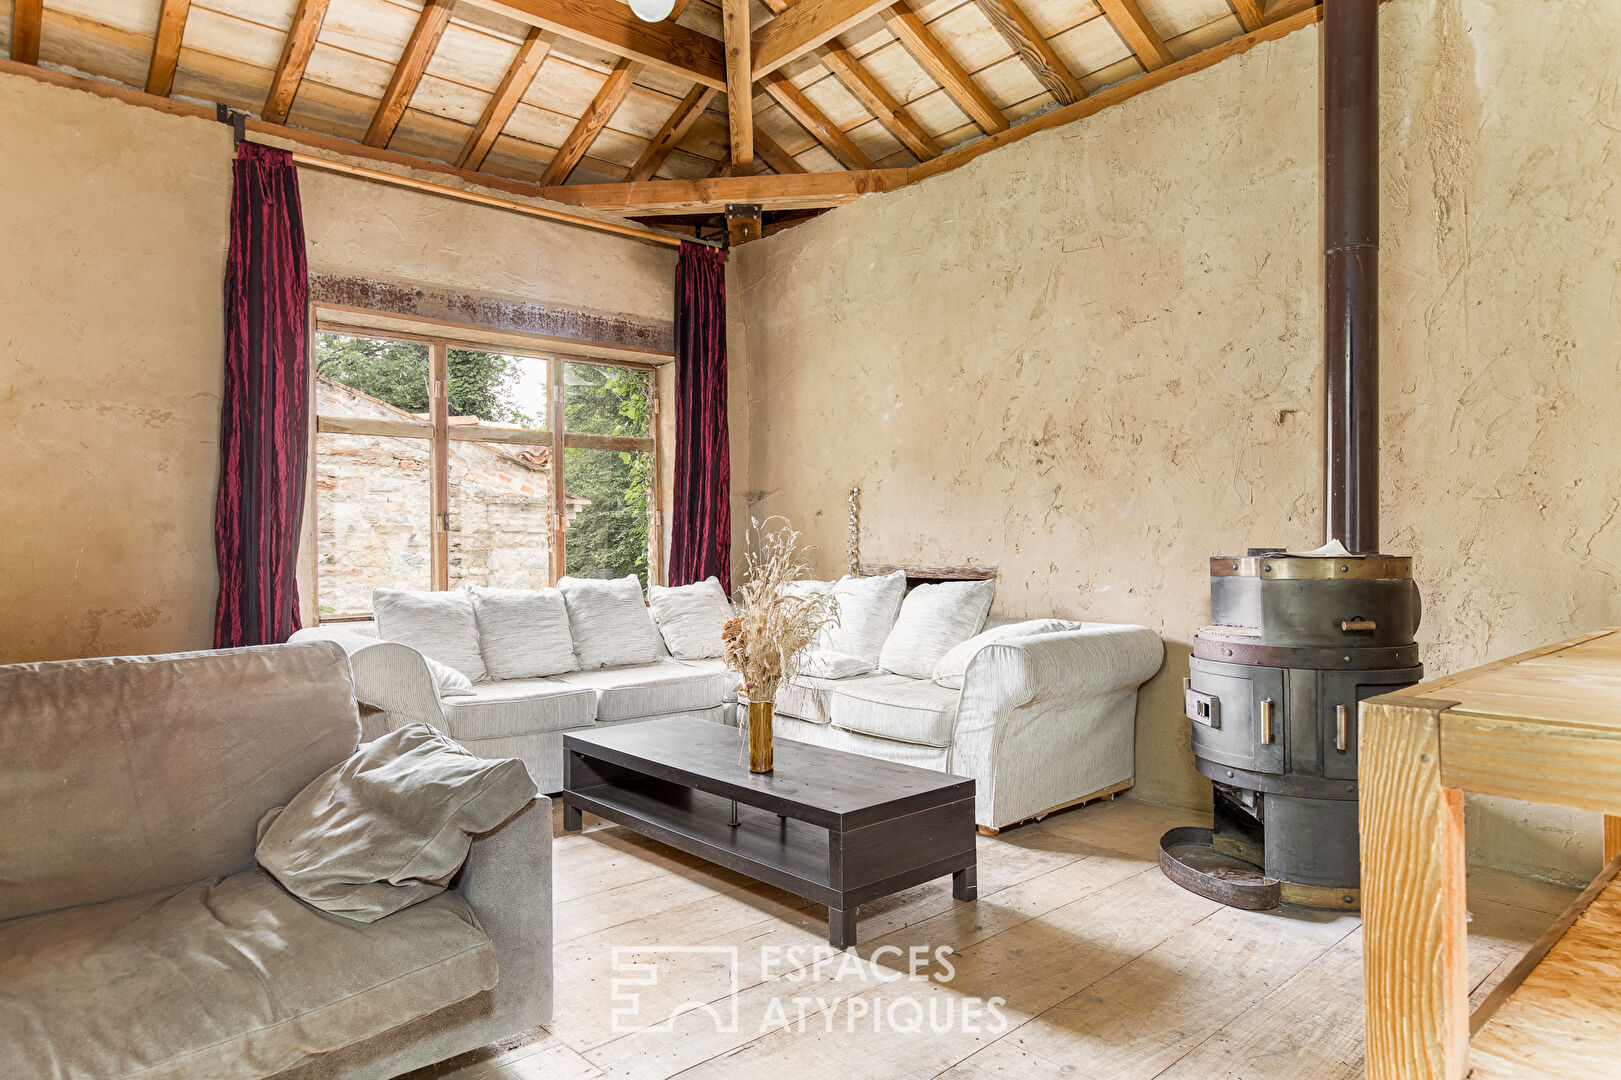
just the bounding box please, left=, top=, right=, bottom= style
left=1360, top=629, right=1621, bottom=1079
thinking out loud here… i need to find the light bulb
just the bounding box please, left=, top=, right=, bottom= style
left=628, top=0, right=675, bottom=21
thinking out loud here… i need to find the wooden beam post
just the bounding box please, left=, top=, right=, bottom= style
left=263, top=0, right=332, bottom=125
left=880, top=2, right=1008, bottom=134
left=11, top=0, right=44, bottom=65
left=973, top=0, right=1085, bottom=105
left=1097, top=0, right=1175, bottom=71
left=723, top=0, right=754, bottom=174
left=145, top=0, right=193, bottom=97
left=539, top=58, right=644, bottom=186
left=365, top=0, right=456, bottom=148
left=761, top=71, right=875, bottom=170
left=725, top=202, right=763, bottom=246
left=629, top=85, right=719, bottom=182
left=458, top=28, right=555, bottom=170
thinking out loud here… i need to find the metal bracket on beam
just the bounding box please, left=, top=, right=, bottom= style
left=724, top=202, right=763, bottom=247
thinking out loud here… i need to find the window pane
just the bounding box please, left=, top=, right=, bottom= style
left=564, top=447, right=652, bottom=587
left=563, top=363, right=650, bottom=438
left=447, top=349, right=547, bottom=430
left=315, top=333, right=431, bottom=419
left=447, top=439, right=554, bottom=592
left=315, top=432, right=431, bottom=618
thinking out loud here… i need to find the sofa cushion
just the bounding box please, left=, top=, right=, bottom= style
left=932, top=618, right=1081, bottom=689
left=672, top=657, right=739, bottom=703
left=0, top=868, right=495, bottom=1080
left=548, top=660, right=729, bottom=722
left=799, top=650, right=877, bottom=680
left=827, top=673, right=962, bottom=748
left=879, top=579, right=997, bottom=679
left=438, top=678, right=598, bottom=740
left=256, top=725, right=537, bottom=923
left=647, top=577, right=731, bottom=659
left=824, top=571, right=906, bottom=664
left=776, top=674, right=841, bottom=726
left=373, top=588, right=487, bottom=682
left=468, top=585, right=578, bottom=680
left=0, top=643, right=359, bottom=924
left=558, top=576, right=664, bottom=669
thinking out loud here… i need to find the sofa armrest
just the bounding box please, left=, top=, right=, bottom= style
left=455, top=796, right=553, bottom=1031
left=962, top=624, right=1165, bottom=708
left=291, top=629, right=442, bottom=737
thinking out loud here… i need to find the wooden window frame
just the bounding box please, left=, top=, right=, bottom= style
left=310, top=320, right=662, bottom=620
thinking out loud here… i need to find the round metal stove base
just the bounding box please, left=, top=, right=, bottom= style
left=1158, top=827, right=1361, bottom=912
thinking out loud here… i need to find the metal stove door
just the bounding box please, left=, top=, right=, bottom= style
left=1187, top=656, right=1287, bottom=775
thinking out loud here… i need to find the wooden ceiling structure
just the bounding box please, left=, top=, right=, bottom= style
left=2, top=0, right=1326, bottom=240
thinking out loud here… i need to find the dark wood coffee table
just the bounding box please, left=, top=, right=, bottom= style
left=561, top=715, right=977, bottom=948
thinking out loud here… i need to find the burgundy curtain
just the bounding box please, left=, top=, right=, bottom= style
left=668, top=241, right=731, bottom=588
left=213, top=143, right=310, bottom=648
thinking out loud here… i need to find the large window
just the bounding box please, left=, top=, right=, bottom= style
left=312, top=326, right=658, bottom=620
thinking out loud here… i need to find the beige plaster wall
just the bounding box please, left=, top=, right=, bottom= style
left=733, top=0, right=1621, bottom=883
left=0, top=70, right=675, bottom=664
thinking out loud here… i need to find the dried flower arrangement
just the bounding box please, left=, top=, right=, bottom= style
left=721, top=517, right=839, bottom=705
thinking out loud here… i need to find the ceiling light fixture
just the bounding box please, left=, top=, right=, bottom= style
left=627, top=0, right=675, bottom=22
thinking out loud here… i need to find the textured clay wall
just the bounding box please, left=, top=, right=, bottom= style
left=733, top=0, right=1621, bottom=883
left=0, top=70, right=674, bottom=664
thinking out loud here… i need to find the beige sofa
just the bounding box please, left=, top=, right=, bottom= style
left=0, top=642, right=552, bottom=1080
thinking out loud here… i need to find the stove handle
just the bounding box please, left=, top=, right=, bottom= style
left=1336, top=704, right=1349, bottom=752
left=1341, top=619, right=1377, bottom=632
left=1261, top=698, right=1274, bottom=744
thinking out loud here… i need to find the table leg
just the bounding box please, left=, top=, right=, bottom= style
left=829, top=906, right=857, bottom=950
left=953, top=863, right=977, bottom=901
left=562, top=800, right=582, bottom=832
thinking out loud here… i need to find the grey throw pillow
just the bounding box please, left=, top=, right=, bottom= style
left=879, top=579, right=998, bottom=679
left=256, top=724, right=537, bottom=923
left=468, top=585, right=578, bottom=679
left=373, top=588, right=486, bottom=682
left=557, top=575, right=663, bottom=669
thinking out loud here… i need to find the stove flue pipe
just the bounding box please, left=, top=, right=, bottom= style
left=1323, top=0, right=1380, bottom=554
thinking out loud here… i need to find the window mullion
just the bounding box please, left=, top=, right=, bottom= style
left=429, top=341, right=450, bottom=592
left=550, top=357, right=565, bottom=586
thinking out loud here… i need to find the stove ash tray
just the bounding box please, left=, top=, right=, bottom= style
left=1158, top=826, right=1281, bottom=911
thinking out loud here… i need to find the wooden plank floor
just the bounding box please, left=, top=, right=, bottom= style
left=405, top=797, right=1578, bottom=1080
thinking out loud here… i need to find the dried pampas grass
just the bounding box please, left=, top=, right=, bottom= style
left=722, top=517, right=839, bottom=704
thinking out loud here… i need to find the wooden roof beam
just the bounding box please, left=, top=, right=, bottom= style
left=144, top=0, right=192, bottom=97
left=1228, top=0, right=1266, bottom=32
left=628, top=85, right=718, bottom=181
left=974, top=0, right=1084, bottom=105
left=536, top=169, right=910, bottom=214
left=751, top=0, right=894, bottom=79
left=723, top=0, right=753, bottom=173
left=365, top=0, right=455, bottom=148
left=760, top=71, right=874, bottom=171
left=880, top=2, right=1007, bottom=134
left=538, top=58, right=644, bottom=186
left=263, top=0, right=331, bottom=124
left=462, top=0, right=726, bottom=90
left=1097, top=0, right=1174, bottom=71
left=11, top=0, right=43, bottom=65
left=752, top=127, right=809, bottom=174
left=458, top=28, right=555, bottom=169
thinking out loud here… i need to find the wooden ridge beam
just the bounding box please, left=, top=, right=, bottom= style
left=723, top=0, right=753, bottom=173
left=974, top=0, right=1084, bottom=105
left=760, top=71, right=874, bottom=171
left=263, top=0, right=331, bottom=124
left=365, top=0, right=455, bottom=148
left=463, top=0, right=726, bottom=90
left=751, top=0, right=892, bottom=79
left=752, top=127, right=809, bottom=174
left=628, top=84, right=718, bottom=181
left=539, top=58, right=644, bottom=186
left=880, top=2, right=1007, bottom=134
left=535, top=169, right=910, bottom=214
left=144, top=0, right=192, bottom=97
left=11, top=0, right=44, bottom=65
left=458, top=28, right=555, bottom=169
left=1097, top=0, right=1174, bottom=71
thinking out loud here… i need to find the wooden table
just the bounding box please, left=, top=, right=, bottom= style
left=1361, top=629, right=1621, bottom=1079
left=561, top=715, right=977, bottom=949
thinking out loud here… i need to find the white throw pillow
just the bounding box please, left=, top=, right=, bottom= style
left=798, top=651, right=877, bottom=680
left=931, top=618, right=1080, bottom=689
left=468, top=586, right=578, bottom=679
left=557, top=575, right=663, bottom=669
left=372, top=588, right=486, bottom=682
left=879, top=579, right=998, bottom=680
left=648, top=577, right=732, bottom=659
left=423, top=655, right=476, bottom=698
left=822, top=571, right=905, bottom=665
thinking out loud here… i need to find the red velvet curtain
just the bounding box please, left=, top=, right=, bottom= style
left=213, top=143, right=310, bottom=648
left=668, top=241, right=731, bottom=589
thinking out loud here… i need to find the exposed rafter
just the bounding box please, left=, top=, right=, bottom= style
left=629, top=85, right=718, bottom=182
left=974, top=0, right=1085, bottom=105
left=536, top=169, right=911, bottom=214
left=539, top=58, right=644, bottom=186
left=463, top=0, right=726, bottom=90
left=1229, top=0, right=1266, bottom=32
left=1097, top=0, right=1175, bottom=71
left=723, top=0, right=753, bottom=173
left=751, top=0, right=893, bottom=79
left=365, top=0, right=455, bottom=148
left=752, top=127, right=809, bottom=174
left=12, top=0, right=43, bottom=65
left=263, top=0, right=331, bottom=125
left=880, top=2, right=1008, bottom=134
left=144, top=0, right=192, bottom=97
left=458, top=28, right=555, bottom=169
left=761, top=71, right=874, bottom=171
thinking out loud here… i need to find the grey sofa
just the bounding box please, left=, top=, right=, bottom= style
left=0, top=641, right=552, bottom=1080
